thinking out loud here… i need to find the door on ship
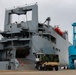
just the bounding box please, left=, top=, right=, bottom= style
left=16, top=48, right=30, bottom=58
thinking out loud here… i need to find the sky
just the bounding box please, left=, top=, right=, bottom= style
left=0, top=0, right=76, bottom=44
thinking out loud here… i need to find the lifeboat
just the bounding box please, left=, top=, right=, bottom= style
left=54, top=27, right=63, bottom=36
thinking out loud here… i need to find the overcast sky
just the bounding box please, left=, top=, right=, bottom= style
left=0, top=0, right=76, bottom=44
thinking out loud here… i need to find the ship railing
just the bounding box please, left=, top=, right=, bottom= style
left=4, top=44, right=30, bottom=49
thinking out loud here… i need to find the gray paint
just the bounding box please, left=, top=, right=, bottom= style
left=0, top=4, right=71, bottom=70
left=4, top=4, right=38, bottom=32
left=0, top=43, right=3, bottom=50
left=0, top=61, right=9, bottom=70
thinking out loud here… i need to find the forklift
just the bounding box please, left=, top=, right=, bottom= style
left=34, top=53, right=59, bottom=71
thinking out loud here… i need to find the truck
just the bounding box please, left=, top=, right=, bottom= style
left=34, top=53, right=59, bottom=71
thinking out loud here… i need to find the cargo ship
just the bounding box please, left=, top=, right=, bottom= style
left=0, top=4, right=71, bottom=70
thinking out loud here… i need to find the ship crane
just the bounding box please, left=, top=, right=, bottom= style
left=68, top=23, right=76, bottom=69
left=44, top=17, right=51, bottom=26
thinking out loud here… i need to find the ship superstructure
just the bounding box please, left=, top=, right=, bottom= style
left=0, top=4, right=71, bottom=70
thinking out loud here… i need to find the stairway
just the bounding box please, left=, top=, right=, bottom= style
left=17, top=58, right=37, bottom=71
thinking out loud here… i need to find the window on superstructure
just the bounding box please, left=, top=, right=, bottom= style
left=17, top=24, right=21, bottom=28
left=43, top=34, right=50, bottom=40
left=51, top=35, right=56, bottom=44
left=38, top=24, right=43, bottom=28
left=56, top=48, right=58, bottom=51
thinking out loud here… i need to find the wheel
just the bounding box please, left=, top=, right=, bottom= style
left=38, top=65, right=42, bottom=70
left=55, top=66, right=58, bottom=71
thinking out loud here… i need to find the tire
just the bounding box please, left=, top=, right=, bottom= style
left=55, top=66, right=58, bottom=71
